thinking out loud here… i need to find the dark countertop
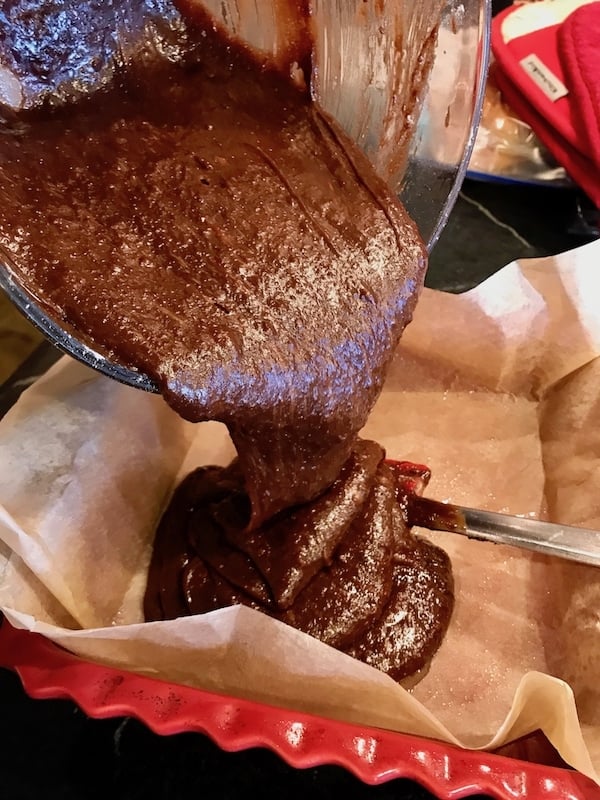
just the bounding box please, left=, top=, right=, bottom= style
left=0, top=177, right=597, bottom=800
left=427, top=178, right=598, bottom=292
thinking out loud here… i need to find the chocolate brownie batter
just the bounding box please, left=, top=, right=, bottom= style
left=144, top=446, right=454, bottom=682
left=0, top=1, right=453, bottom=680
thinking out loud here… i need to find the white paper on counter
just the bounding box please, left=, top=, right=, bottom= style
left=1, top=240, right=600, bottom=782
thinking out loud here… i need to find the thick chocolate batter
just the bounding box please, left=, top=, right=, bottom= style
left=0, top=1, right=453, bottom=681
left=0, top=0, right=426, bottom=524
left=144, top=444, right=454, bottom=682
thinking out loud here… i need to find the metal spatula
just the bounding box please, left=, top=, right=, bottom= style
left=411, top=495, right=600, bottom=568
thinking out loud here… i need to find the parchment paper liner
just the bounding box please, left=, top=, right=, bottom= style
left=1, top=241, right=599, bottom=782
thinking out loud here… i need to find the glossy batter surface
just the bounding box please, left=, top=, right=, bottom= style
left=0, top=1, right=426, bottom=522
left=144, top=445, right=454, bottom=681
left=0, top=1, right=452, bottom=680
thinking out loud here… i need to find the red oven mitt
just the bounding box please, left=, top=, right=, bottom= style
left=491, top=1, right=600, bottom=205
left=491, top=61, right=600, bottom=206
left=558, top=1, right=600, bottom=169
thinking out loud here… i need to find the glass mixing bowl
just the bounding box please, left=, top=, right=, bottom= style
left=0, top=0, right=490, bottom=390
left=193, top=0, right=491, bottom=249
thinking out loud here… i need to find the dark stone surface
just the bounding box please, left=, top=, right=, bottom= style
left=0, top=179, right=597, bottom=799
left=427, top=179, right=596, bottom=292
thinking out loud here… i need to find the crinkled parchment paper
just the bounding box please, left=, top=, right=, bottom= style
left=1, top=240, right=600, bottom=781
